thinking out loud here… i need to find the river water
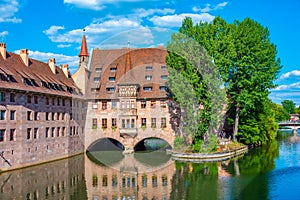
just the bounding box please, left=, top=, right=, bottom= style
left=0, top=131, right=299, bottom=200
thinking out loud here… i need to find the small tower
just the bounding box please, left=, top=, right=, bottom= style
left=79, top=34, right=89, bottom=68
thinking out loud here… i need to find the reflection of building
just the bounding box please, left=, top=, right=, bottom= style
left=0, top=155, right=85, bottom=199
left=290, top=114, right=299, bottom=121
left=73, top=35, right=175, bottom=151
left=0, top=43, right=84, bottom=171
left=85, top=153, right=175, bottom=200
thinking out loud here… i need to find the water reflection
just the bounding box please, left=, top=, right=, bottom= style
left=2, top=131, right=300, bottom=200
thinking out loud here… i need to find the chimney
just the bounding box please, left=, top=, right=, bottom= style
left=61, top=64, right=69, bottom=78
left=0, top=43, right=6, bottom=60
left=20, top=49, right=29, bottom=66
left=48, top=58, right=56, bottom=74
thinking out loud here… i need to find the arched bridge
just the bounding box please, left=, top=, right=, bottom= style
left=84, top=125, right=175, bottom=153
left=278, top=121, right=300, bottom=135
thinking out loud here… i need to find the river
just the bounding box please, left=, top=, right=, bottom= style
left=0, top=131, right=299, bottom=200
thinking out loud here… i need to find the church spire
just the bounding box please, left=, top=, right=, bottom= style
left=79, top=34, right=89, bottom=68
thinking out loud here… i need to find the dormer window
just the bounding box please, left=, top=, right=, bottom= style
left=109, top=77, right=115, bottom=82
left=160, top=86, right=167, bottom=91
left=161, top=75, right=167, bottom=80
left=95, top=68, right=102, bottom=73
left=161, top=66, right=167, bottom=70
left=143, top=86, right=152, bottom=91
left=106, top=87, right=115, bottom=92
left=110, top=67, right=117, bottom=72
left=94, top=77, right=100, bottom=82
left=145, top=75, right=152, bottom=81
left=146, top=66, right=152, bottom=70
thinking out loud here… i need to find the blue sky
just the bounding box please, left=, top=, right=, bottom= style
left=1, top=0, right=300, bottom=105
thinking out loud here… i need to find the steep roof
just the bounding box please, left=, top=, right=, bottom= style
left=0, top=50, right=82, bottom=98
left=86, top=47, right=169, bottom=100
left=79, top=35, right=88, bottom=57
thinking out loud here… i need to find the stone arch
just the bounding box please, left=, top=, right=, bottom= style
left=134, top=137, right=172, bottom=151
left=87, top=137, right=124, bottom=152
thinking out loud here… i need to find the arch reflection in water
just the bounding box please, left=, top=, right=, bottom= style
left=85, top=149, right=174, bottom=200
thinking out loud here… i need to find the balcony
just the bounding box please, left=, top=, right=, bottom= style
left=120, top=128, right=137, bottom=138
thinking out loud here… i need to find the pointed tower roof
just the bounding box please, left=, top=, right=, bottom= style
left=79, top=35, right=88, bottom=56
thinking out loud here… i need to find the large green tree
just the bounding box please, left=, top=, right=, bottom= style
left=167, top=16, right=281, bottom=145
left=281, top=99, right=296, bottom=114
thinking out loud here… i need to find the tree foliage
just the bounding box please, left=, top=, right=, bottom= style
left=166, top=16, right=281, bottom=145
left=281, top=99, right=296, bottom=114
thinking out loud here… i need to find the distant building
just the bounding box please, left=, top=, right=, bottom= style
left=290, top=114, right=299, bottom=121
left=0, top=43, right=84, bottom=171
left=73, top=35, right=175, bottom=152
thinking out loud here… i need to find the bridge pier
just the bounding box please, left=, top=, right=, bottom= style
left=293, top=128, right=298, bottom=136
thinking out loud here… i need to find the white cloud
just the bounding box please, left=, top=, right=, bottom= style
left=43, top=26, right=65, bottom=35
left=273, top=81, right=300, bottom=91
left=280, top=70, right=300, bottom=79
left=0, top=0, right=22, bottom=23
left=64, top=0, right=160, bottom=10
left=134, top=8, right=175, bottom=18
left=215, top=2, right=228, bottom=10
left=150, top=13, right=215, bottom=27
left=57, top=44, right=72, bottom=48
left=192, top=2, right=228, bottom=13
left=0, top=31, right=9, bottom=37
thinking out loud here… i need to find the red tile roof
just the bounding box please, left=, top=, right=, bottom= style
left=0, top=50, right=82, bottom=98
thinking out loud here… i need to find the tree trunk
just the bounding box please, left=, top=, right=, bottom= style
left=233, top=106, right=240, bottom=141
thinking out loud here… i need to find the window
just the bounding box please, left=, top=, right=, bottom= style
left=52, top=98, right=55, bottom=105
left=162, top=175, right=168, bottom=187
left=10, top=110, right=15, bottom=120
left=34, top=96, right=38, bottom=104
left=141, top=118, right=147, bottom=128
left=34, top=112, right=39, bottom=121
left=92, top=175, right=98, bottom=187
left=126, top=119, right=130, bottom=128
left=62, top=113, right=65, bottom=121
left=151, top=100, right=156, bottom=108
left=27, top=95, right=31, bottom=104
left=102, top=175, right=108, bottom=187
left=152, top=175, right=158, bottom=187
left=142, top=175, right=147, bottom=187
left=27, top=111, right=32, bottom=121
left=0, top=129, right=4, bottom=142
left=161, top=117, right=166, bottom=128
left=57, top=113, right=60, bottom=120
left=160, top=86, right=167, bottom=91
left=102, top=101, right=107, bottom=110
left=62, top=127, right=65, bottom=136
left=161, top=75, right=168, bottom=80
left=9, top=129, right=15, bottom=141
left=160, top=100, right=166, bottom=108
left=131, top=119, right=135, bottom=128
left=46, top=97, right=49, bottom=105
left=161, top=65, right=167, bottom=70
left=51, top=127, right=55, bottom=137
left=9, top=93, right=15, bottom=102
left=151, top=118, right=156, bottom=128
left=143, top=87, right=152, bottom=91
left=95, top=67, right=102, bottom=73
left=141, top=101, right=146, bottom=108
left=112, top=175, right=118, bottom=187
left=45, top=127, right=49, bottom=138
left=57, top=98, right=60, bottom=106
left=0, top=110, right=5, bottom=120
left=102, top=118, right=107, bottom=129
left=126, top=101, right=130, bottom=109
left=146, top=66, right=152, bottom=70
left=110, top=67, right=117, bottom=72
left=92, top=118, right=97, bottom=129
left=33, top=128, right=38, bottom=139
left=62, top=99, right=65, bottom=106
left=57, top=127, right=60, bottom=137
left=0, top=92, right=5, bottom=101
left=109, top=77, right=115, bottom=82
left=27, top=128, right=31, bottom=140
left=106, top=87, right=115, bottom=92
left=52, top=112, right=55, bottom=121
left=46, top=112, right=50, bottom=121
left=122, top=119, right=125, bottom=128
left=112, top=100, right=117, bottom=109
left=145, top=75, right=152, bottom=80
left=131, top=100, right=135, bottom=109
left=112, top=118, right=117, bottom=128
left=94, top=77, right=100, bottom=82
